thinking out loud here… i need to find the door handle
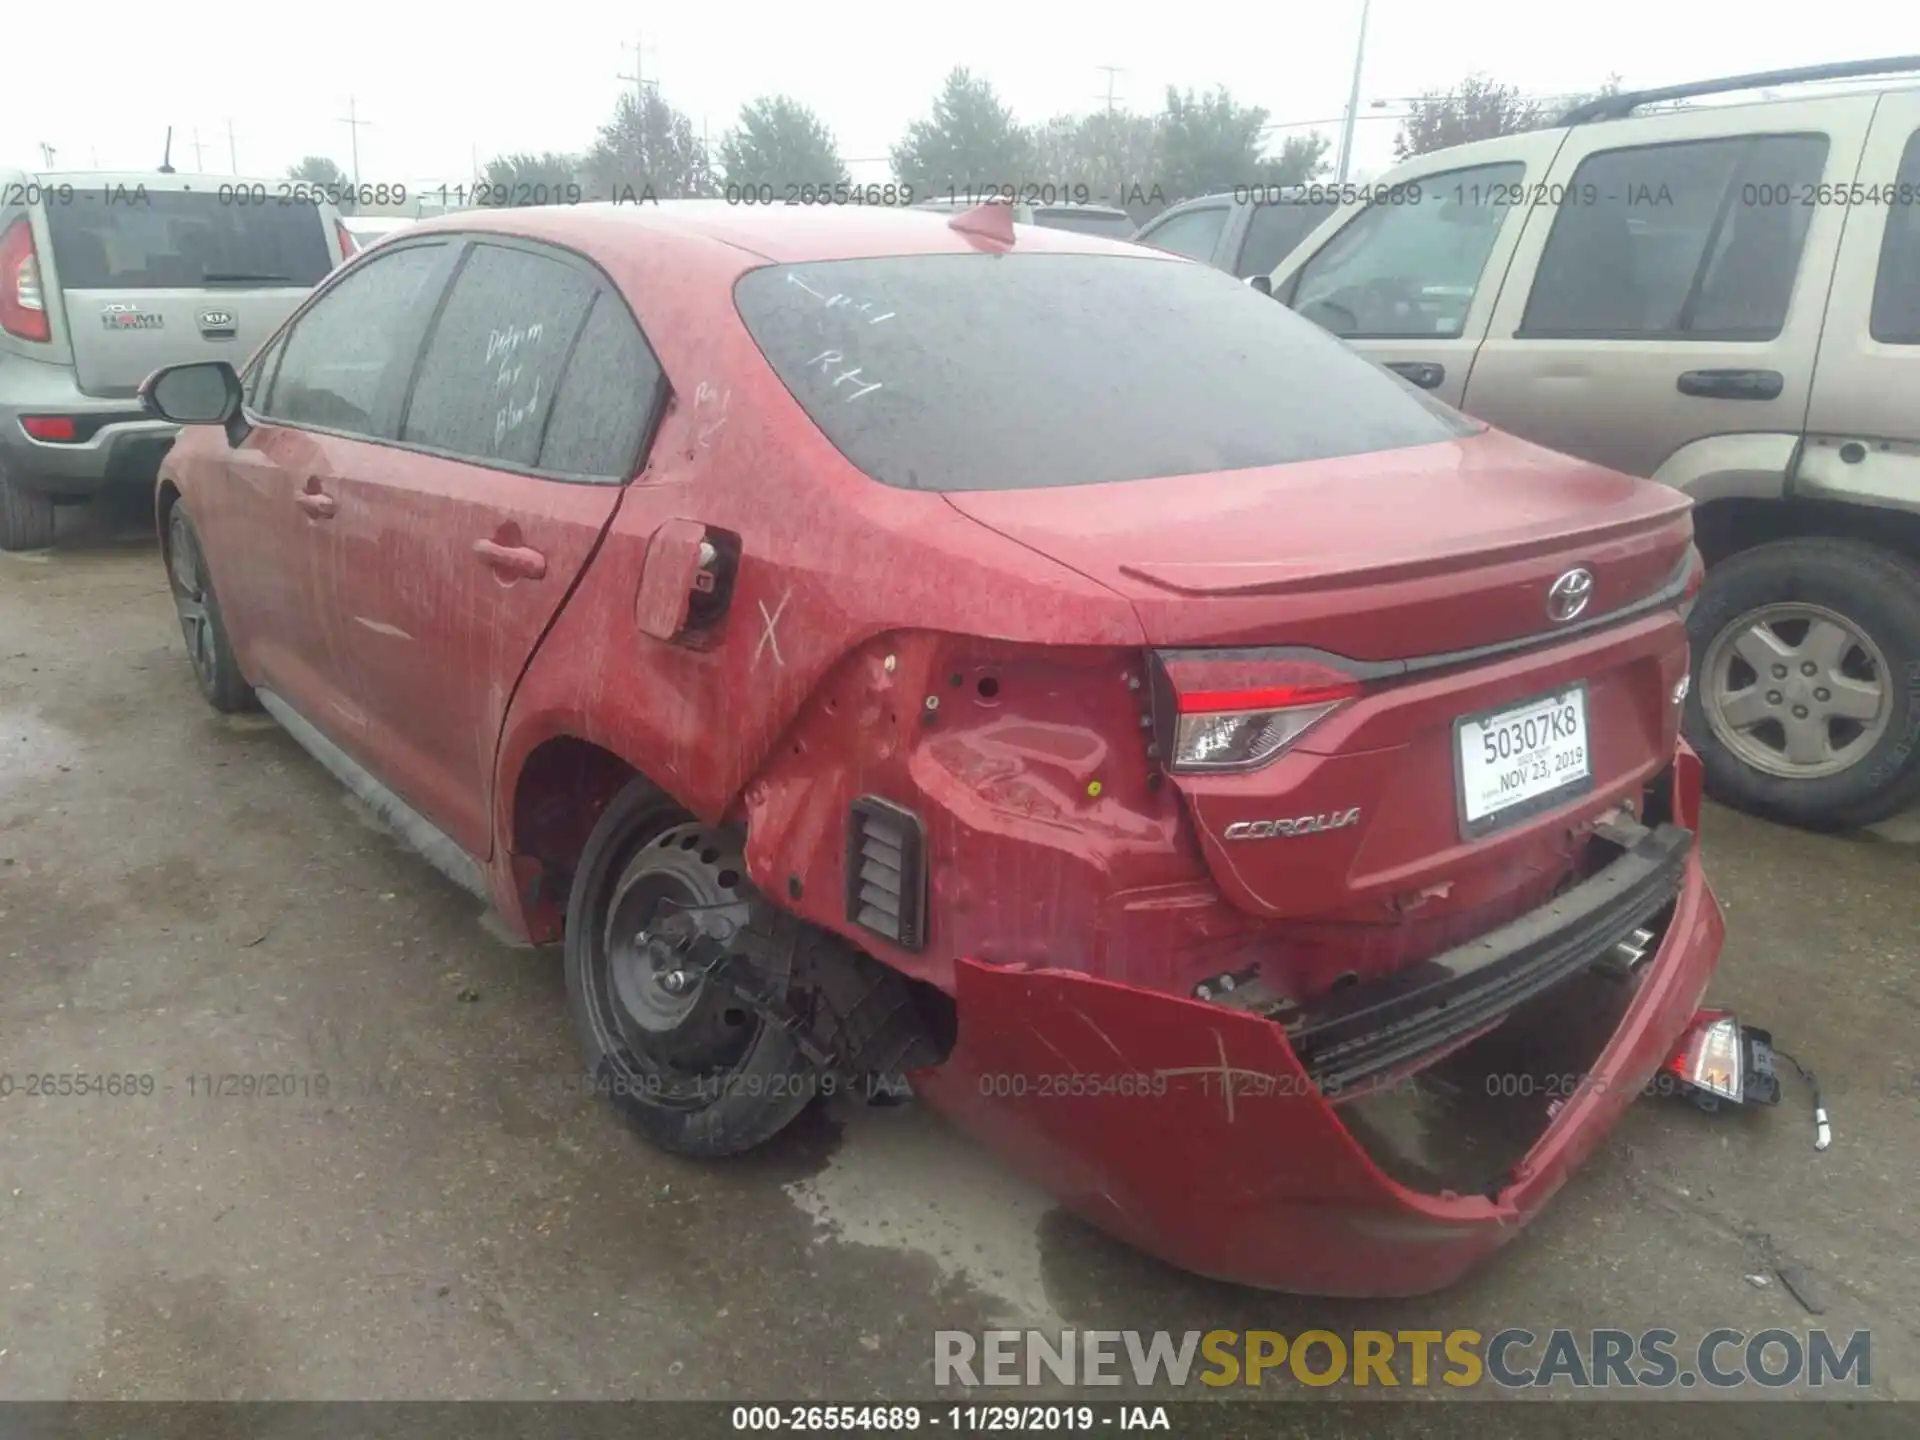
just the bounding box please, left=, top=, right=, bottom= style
left=295, top=480, right=335, bottom=520
left=1385, top=360, right=1445, bottom=390
left=1676, top=369, right=1784, bottom=401
left=474, top=538, right=548, bottom=581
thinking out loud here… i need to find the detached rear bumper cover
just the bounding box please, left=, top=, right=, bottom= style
left=914, top=765, right=1722, bottom=1297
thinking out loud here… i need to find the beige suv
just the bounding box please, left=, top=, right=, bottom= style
left=1262, top=57, right=1920, bottom=830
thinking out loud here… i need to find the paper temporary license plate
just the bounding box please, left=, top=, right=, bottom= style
left=1455, top=685, right=1591, bottom=831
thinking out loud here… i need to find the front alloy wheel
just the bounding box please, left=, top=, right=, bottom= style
left=165, top=504, right=255, bottom=713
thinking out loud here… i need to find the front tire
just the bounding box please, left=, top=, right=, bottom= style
left=165, top=503, right=257, bottom=713
left=564, top=782, right=816, bottom=1158
left=1685, top=538, right=1920, bottom=829
left=0, top=458, right=56, bottom=552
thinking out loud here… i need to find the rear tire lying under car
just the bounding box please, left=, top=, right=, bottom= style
left=0, top=459, right=56, bottom=552
left=1685, top=537, right=1920, bottom=830
left=564, top=782, right=817, bottom=1157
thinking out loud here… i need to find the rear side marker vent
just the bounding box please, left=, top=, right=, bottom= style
left=846, top=797, right=927, bottom=951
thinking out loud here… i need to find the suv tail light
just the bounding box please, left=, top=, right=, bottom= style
left=20, top=415, right=77, bottom=441
left=1150, top=652, right=1362, bottom=773
left=0, top=218, right=50, bottom=342
left=335, top=219, right=359, bottom=262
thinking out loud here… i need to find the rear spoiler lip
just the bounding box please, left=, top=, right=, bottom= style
left=1149, top=547, right=1696, bottom=687
left=1117, top=502, right=1691, bottom=597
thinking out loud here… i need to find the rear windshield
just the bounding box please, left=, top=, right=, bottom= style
left=43, top=190, right=332, bottom=290
left=733, top=253, right=1475, bottom=492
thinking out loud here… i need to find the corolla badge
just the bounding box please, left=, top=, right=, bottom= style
left=1223, top=808, right=1361, bottom=840
left=1547, top=567, right=1595, bottom=624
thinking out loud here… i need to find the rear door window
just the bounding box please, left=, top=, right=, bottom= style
left=1870, top=129, right=1920, bottom=344
left=1291, top=163, right=1523, bottom=337
left=1135, top=205, right=1230, bottom=261
left=43, top=189, right=332, bottom=290
left=1235, top=199, right=1339, bottom=277
left=1520, top=135, right=1829, bottom=340
left=400, top=243, right=597, bottom=468
left=262, top=242, right=448, bottom=438
left=536, top=292, right=666, bottom=479
left=734, top=253, right=1474, bottom=493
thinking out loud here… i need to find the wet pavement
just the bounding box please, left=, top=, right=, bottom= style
left=2, top=497, right=1917, bottom=1409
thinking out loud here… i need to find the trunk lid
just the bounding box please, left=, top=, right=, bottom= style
left=950, top=429, right=1696, bottom=955
left=944, top=428, right=1693, bottom=658
left=38, top=174, right=337, bottom=397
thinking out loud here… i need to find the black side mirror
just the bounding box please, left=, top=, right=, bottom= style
left=1245, top=273, right=1273, bottom=296
left=140, top=361, right=250, bottom=445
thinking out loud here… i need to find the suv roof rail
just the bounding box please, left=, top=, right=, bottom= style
left=1558, top=54, right=1920, bottom=125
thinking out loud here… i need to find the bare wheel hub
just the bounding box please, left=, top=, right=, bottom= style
left=595, top=822, right=762, bottom=1091
left=1701, top=601, right=1891, bottom=780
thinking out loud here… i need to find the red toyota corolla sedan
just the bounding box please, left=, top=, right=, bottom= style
left=141, top=199, right=1723, bottom=1296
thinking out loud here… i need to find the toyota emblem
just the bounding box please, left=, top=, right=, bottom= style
left=1547, top=568, right=1595, bottom=623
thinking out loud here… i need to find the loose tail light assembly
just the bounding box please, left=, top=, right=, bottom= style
left=1661, top=1007, right=1830, bottom=1150
left=1149, top=651, right=1362, bottom=773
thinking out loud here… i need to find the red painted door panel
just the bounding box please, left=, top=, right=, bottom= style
left=191, top=422, right=367, bottom=745
left=326, top=452, right=622, bottom=858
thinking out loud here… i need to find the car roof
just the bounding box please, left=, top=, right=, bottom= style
left=29, top=170, right=300, bottom=191
left=1175, top=187, right=1336, bottom=208
left=402, top=199, right=1158, bottom=265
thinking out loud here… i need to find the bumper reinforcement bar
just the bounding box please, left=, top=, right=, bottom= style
left=1285, top=820, right=1692, bottom=1095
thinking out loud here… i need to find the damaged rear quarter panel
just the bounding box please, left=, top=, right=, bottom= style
left=489, top=233, right=1154, bottom=962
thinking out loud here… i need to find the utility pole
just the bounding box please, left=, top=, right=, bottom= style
left=338, top=97, right=371, bottom=185
left=1335, top=0, right=1372, bottom=183
left=1095, top=65, right=1125, bottom=114
left=227, top=118, right=239, bottom=175
left=618, top=36, right=658, bottom=110
left=190, top=128, right=206, bottom=170
left=38, top=142, right=56, bottom=168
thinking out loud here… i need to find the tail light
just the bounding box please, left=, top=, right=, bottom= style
left=1150, top=651, right=1362, bottom=773
left=1662, top=1009, right=1781, bottom=1111
left=0, top=218, right=50, bottom=342
left=1677, top=544, right=1705, bottom=623
left=20, top=415, right=77, bottom=441
left=334, top=219, right=359, bottom=262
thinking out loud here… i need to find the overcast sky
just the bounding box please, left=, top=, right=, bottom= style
left=3, top=1, right=1910, bottom=186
